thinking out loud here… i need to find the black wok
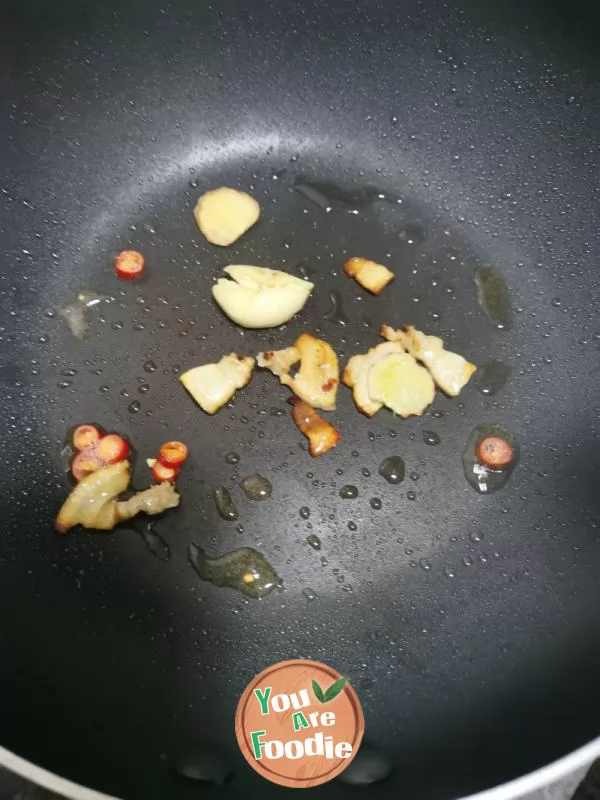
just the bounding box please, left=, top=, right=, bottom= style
left=1, top=0, right=599, bottom=798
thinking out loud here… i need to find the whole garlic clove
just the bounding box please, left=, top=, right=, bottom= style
left=194, top=187, right=260, bottom=246
left=212, top=265, right=314, bottom=328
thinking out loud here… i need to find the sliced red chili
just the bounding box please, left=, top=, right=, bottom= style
left=158, top=441, right=189, bottom=468
left=71, top=450, right=104, bottom=482
left=151, top=461, right=180, bottom=484
left=72, top=424, right=102, bottom=452
left=97, top=434, right=130, bottom=465
left=476, top=436, right=513, bottom=468
left=114, top=250, right=145, bottom=280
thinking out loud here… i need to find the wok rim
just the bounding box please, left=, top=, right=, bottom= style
left=0, top=738, right=598, bottom=799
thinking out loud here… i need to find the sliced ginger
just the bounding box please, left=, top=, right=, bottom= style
left=368, top=352, right=435, bottom=417
left=342, top=341, right=406, bottom=416
left=194, top=187, right=260, bottom=246
left=380, top=324, right=475, bottom=396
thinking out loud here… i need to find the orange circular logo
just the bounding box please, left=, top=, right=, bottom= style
left=235, top=659, right=364, bottom=788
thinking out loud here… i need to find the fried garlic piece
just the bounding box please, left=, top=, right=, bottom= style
left=194, top=187, right=259, bottom=246
left=258, top=333, right=339, bottom=411
left=344, top=257, right=395, bottom=295
left=380, top=324, right=475, bottom=396
left=342, top=341, right=407, bottom=416
left=180, top=353, right=255, bottom=414
left=288, top=397, right=341, bottom=457
left=55, top=461, right=179, bottom=533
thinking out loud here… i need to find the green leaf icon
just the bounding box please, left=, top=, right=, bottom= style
left=312, top=679, right=325, bottom=703
left=323, top=677, right=346, bottom=703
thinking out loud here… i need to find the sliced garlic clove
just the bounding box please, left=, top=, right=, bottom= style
left=180, top=354, right=255, bottom=414
left=193, top=187, right=260, bottom=246
left=213, top=265, right=313, bottom=328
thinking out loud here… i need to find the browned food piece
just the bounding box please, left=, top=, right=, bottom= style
left=257, top=333, right=339, bottom=410
left=476, top=436, right=513, bottom=468
left=344, top=257, right=395, bottom=295
left=288, top=397, right=341, bottom=457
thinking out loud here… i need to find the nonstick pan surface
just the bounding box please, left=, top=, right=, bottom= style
left=1, top=0, right=599, bottom=798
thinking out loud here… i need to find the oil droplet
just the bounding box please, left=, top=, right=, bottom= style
left=370, top=497, right=382, bottom=510
left=379, top=456, right=405, bottom=484
left=128, top=400, right=141, bottom=414
left=407, top=490, right=416, bottom=500
left=225, top=452, right=240, bottom=465
left=443, top=566, right=455, bottom=578
left=306, top=534, right=321, bottom=550
left=240, top=474, right=272, bottom=500
left=419, top=558, right=432, bottom=571
left=475, top=267, right=513, bottom=330
left=422, top=430, right=441, bottom=446
left=214, top=487, right=238, bottom=520
left=340, top=485, right=359, bottom=499
left=476, top=361, right=511, bottom=396
left=143, top=359, right=157, bottom=373
left=347, top=521, right=358, bottom=531
left=296, top=262, right=317, bottom=281
left=302, top=587, right=317, bottom=602
left=398, top=222, right=426, bottom=244
left=188, top=544, right=280, bottom=599
left=299, top=506, right=310, bottom=519
left=361, top=467, right=371, bottom=478
left=462, top=423, right=519, bottom=494
left=470, top=531, right=483, bottom=543
left=294, top=177, right=381, bottom=211
left=139, top=523, right=170, bottom=561
left=325, top=290, right=349, bottom=325
left=59, top=290, right=107, bottom=339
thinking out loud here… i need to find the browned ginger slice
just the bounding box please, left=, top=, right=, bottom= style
left=344, top=257, right=395, bottom=295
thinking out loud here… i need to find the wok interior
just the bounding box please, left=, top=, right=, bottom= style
left=1, top=0, right=599, bottom=797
